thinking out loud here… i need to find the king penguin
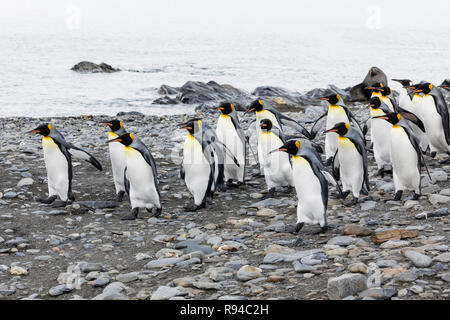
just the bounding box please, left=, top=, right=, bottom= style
left=103, top=120, right=127, bottom=202
left=372, top=113, right=426, bottom=201
left=179, top=119, right=219, bottom=211
left=107, top=132, right=161, bottom=220
left=245, top=99, right=311, bottom=174
left=29, top=123, right=102, bottom=207
left=311, top=93, right=363, bottom=165
left=259, top=119, right=294, bottom=198
left=325, top=122, right=369, bottom=205
left=215, top=102, right=246, bottom=187
left=411, top=82, right=450, bottom=161
left=367, top=83, right=395, bottom=112
left=275, top=139, right=335, bottom=235
left=367, top=95, right=393, bottom=177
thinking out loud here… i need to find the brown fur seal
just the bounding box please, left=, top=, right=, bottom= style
left=349, top=67, right=388, bottom=101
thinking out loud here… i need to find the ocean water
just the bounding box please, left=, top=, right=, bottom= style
left=0, top=27, right=448, bottom=118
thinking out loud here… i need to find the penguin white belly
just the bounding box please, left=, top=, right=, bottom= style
left=292, top=156, right=326, bottom=227
left=216, top=116, right=245, bottom=182
left=125, top=147, right=160, bottom=209
left=42, top=137, right=70, bottom=201
left=370, top=108, right=392, bottom=169
left=108, top=132, right=126, bottom=194
left=260, top=132, right=293, bottom=189
left=390, top=126, right=420, bottom=193
left=256, top=110, right=281, bottom=171
left=381, top=96, right=395, bottom=112
left=409, top=94, right=430, bottom=152
left=183, top=135, right=211, bottom=206
left=338, top=137, right=364, bottom=197
left=325, top=106, right=350, bottom=159
left=420, top=95, right=449, bottom=153
left=398, top=89, right=414, bottom=113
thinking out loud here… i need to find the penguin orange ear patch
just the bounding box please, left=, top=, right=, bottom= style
left=295, top=140, right=300, bottom=150
left=47, top=124, right=53, bottom=132
left=336, top=94, right=341, bottom=101
left=258, top=99, right=263, bottom=106
left=397, top=114, right=402, bottom=121
left=129, top=133, right=135, bottom=141
left=230, top=103, right=234, bottom=111
left=345, top=123, right=350, bottom=130
left=428, top=84, right=433, bottom=91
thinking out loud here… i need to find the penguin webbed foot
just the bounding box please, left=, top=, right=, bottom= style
left=341, top=190, right=350, bottom=200
left=148, top=207, right=162, bottom=218
left=121, top=208, right=139, bottom=220
left=394, top=190, right=403, bottom=201
left=344, top=197, right=359, bottom=206
left=184, top=202, right=205, bottom=212
left=262, top=188, right=275, bottom=199
left=312, top=225, right=329, bottom=235
left=116, top=191, right=125, bottom=203
left=51, top=201, right=68, bottom=208
left=37, top=195, right=57, bottom=205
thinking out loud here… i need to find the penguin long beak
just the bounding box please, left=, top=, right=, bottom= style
left=103, top=122, right=112, bottom=126
left=244, top=107, right=255, bottom=115
left=407, top=86, right=417, bottom=90
left=372, top=116, right=389, bottom=120
left=324, top=128, right=338, bottom=134
left=319, top=97, right=329, bottom=101
left=368, top=104, right=375, bottom=108
left=29, top=129, right=40, bottom=134
left=412, top=89, right=422, bottom=93
left=276, top=148, right=288, bottom=153
left=106, top=138, right=122, bottom=143
left=216, top=107, right=224, bottom=110
left=442, top=86, right=450, bottom=90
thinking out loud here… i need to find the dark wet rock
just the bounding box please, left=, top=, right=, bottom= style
left=158, top=85, right=179, bottom=95
left=358, top=288, right=397, bottom=300
left=71, top=61, right=120, bottom=73
left=152, top=96, right=179, bottom=105
left=76, top=201, right=117, bottom=209
left=349, top=66, right=388, bottom=101
left=177, top=80, right=251, bottom=108
left=116, top=111, right=144, bottom=117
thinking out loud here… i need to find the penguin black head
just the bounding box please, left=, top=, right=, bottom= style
left=373, top=112, right=401, bottom=125
left=413, top=82, right=433, bottom=95
left=246, top=99, right=264, bottom=114
left=319, top=94, right=341, bottom=105
left=325, top=122, right=349, bottom=136
left=380, top=86, right=392, bottom=96
left=107, top=132, right=134, bottom=146
left=103, top=120, right=123, bottom=132
left=179, top=118, right=202, bottom=135
left=368, top=96, right=382, bottom=109
left=29, top=123, right=52, bottom=136
left=216, top=102, right=235, bottom=115
left=392, top=79, right=411, bottom=88
left=260, top=119, right=273, bottom=131
left=277, top=140, right=300, bottom=155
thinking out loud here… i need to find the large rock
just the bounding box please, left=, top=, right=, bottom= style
left=177, top=80, right=251, bottom=109
left=371, top=229, right=419, bottom=245
left=349, top=66, right=388, bottom=101
left=236, top=265, right=263, bottom=281
left=71, top=61, right=120, bottom=73
left=150, top=286, right=182, bottom=300
left=403, top=250, right=432, bottom=268
left=341, top=224, right=373, bottom=237
left=327, top=273, right=368, bottom=300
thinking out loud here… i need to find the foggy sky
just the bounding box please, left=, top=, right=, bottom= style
left=1, top=0, right=449, bottom=35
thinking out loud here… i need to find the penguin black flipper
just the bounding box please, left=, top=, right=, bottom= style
left=401, top=124, right=428, bottom=179
left=398, top=108, right=426, bottom=133
left=266, top=106, right=312, bottom=139
left=180, top=165, right=185, bottom=180
left=67, top=145, right=103, bottom=171
left=331, top=149, right=340, bottom=181
left=302, top=154, right=328, bottom=218
left=308, top=112, right=328, bottom=139
left=342, top=105, right=365, bottom=137
left=123, top=167, right=130, bottom=195
left=230, top=111, right=247, bottom=147
left=430, top=89, right=450, bottom=145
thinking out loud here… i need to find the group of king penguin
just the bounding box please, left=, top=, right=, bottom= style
left=28, top=78, right=449, bottom=236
